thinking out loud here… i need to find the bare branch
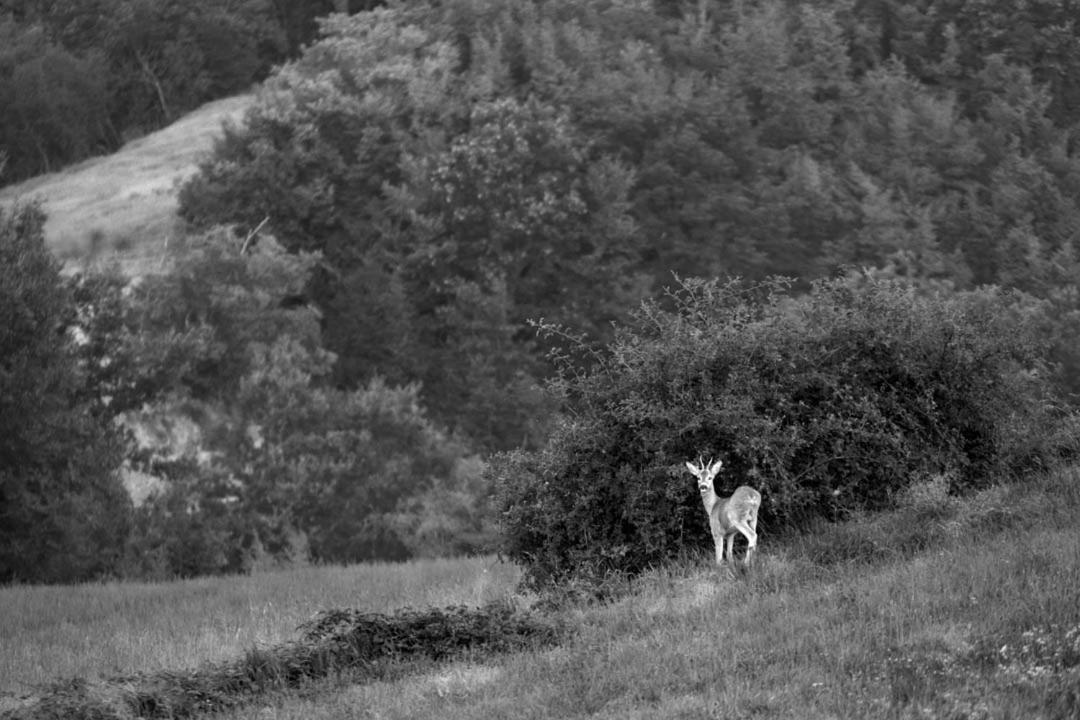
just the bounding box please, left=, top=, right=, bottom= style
left=240, top=217, right=270, bottom=255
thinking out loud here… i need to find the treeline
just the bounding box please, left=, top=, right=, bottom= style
left=2, top=203, right=493, bottom=583
left=4, top=0, right=1080, bottom=584
left=0, top=0, right=377, bottom=184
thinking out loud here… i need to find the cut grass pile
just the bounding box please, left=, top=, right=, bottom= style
left=0, top=94, right=251, bottom=269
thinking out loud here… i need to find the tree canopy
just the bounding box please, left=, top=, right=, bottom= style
left=180, top=0, right=1080, bottom=451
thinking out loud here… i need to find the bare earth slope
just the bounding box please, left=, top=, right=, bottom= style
left=0, top=94, right=251, bottom=265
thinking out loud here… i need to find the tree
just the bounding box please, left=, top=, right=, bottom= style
left=111, top=228, right=486, bottom=572
left=0, top=16, right=113, bottom=179
left=178, top=0, right=1080, bottom=425
left=0, top=0, right=291, bottom=185
left=0, top=203, right=130, bottom=583
left=847, top=0, right=1080, bottom=126
left=100, top=0, right=279, bottom=129
left=178, top=2, right=648, bottom=449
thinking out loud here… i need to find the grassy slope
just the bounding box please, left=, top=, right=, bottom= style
left=2, top=471, right=1079, bottom=719
left=218, top=469, right=1080, bottom=720
left=0, top=94, right=250, bottom=268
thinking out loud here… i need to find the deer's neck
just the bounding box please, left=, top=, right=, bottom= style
left=698, top=485, right=719, bottom=515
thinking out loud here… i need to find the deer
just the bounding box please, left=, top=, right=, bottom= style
left=684, top=456, right=761, bottom=568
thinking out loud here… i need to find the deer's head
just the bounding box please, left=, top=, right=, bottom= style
left=684, top=456, right=722, bottom=496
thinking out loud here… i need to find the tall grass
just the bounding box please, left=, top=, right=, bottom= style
left=0, top=557, right=518, bottom=697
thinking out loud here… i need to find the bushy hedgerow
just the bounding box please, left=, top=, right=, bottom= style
left=491, top=276, right=1070, bottom=588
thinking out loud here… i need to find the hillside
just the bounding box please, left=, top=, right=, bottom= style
left=0, top=94, right=251, bottom=269
left=2, top=469, right=1078, bottom=720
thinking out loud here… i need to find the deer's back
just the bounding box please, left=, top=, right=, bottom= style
left=729, top=486, right=760, bottom=507
left=715, top=486, right=760, bottom=528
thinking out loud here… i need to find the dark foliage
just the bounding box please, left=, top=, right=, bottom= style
left=176, top=0, right=1080, bottom=460
left=0, top=17, right=112, bottom=179
left=96, top=230, right=492, bottom=575
left=0, top=203, right=131, bottom=583
left=0, top=0, right=352, bottom=185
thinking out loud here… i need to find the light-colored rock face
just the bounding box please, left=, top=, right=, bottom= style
left=120, top=464, right=167, bottom=507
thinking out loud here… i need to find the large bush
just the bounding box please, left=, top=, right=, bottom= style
left=492, top=276, right=1066, bottom=588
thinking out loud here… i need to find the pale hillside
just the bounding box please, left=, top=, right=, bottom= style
left=0, top=94, right=251, bottom=268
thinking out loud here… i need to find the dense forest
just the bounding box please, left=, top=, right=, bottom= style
left=3, top=0, right=1080, bottom=585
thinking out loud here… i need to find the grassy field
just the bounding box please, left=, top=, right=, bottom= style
left=203, top=468, right=1080, bottom=720
left=0, top=557, right=519, bottom=701
left=0, top=94, right=251, bottom=269
left=2, top=470, right=1078, bottom=719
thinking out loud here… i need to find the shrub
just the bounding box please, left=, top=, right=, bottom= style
left=492, top=276, right=1064, bottom=588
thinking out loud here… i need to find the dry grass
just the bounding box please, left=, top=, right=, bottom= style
left=0, top=94, right=251, bottom=270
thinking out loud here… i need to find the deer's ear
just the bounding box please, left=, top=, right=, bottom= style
left=685, top=461, right=699, bottom=474
left=708, top=459, right=723, bottom=475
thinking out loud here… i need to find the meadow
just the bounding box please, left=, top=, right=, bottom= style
left=3, top=468, right=1078, bottom=719
left=206, top=468, right=1080, bottom=720
left=0, top=557, right=519, bottom=701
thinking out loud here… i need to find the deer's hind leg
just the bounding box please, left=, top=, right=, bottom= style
left=734, top=521, right=758, bottom=566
